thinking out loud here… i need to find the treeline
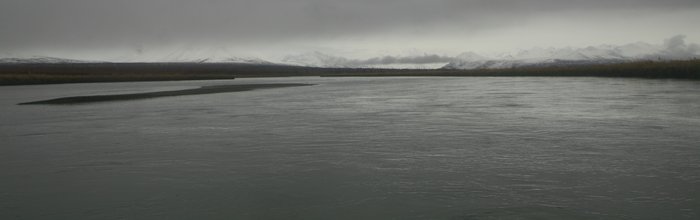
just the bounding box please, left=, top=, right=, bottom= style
left=1, top=59, right=699, bottom=85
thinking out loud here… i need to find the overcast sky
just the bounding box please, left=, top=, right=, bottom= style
left=1, top=0, right=699, bottom=60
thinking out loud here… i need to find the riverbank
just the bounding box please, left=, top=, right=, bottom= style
left=2, top=59, right=699, bottom=85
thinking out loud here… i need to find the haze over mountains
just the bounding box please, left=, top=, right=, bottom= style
left=2, top=35, right=698, bottom=70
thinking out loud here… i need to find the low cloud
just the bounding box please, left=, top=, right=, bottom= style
left=284, top=35, right=700, bottom=68
left=661, top=35, right=700, bottom=59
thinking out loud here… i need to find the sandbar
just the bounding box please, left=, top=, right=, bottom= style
left=19, top=83, right=313, bottom=105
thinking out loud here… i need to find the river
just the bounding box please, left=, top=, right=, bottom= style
left=1, top=77, right=699, bottom=219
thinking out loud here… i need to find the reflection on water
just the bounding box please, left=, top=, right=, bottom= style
left=1, top=77, right=699, bottom=219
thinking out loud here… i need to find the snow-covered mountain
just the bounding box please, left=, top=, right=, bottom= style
left=280, top=51, right=451, bottom=69
left=2, top=35, right=697, bottom=69
left=220, top=57, right=278, bottom=65
left=0, top=56, right=98, bottom=64
left=0, top=55, right=278, bottom=65
left=105, top=46, right=279, bottom=64
left=0, top=55, right=281, bottom=66
left=279, top=36, right=699, bottom=69
left=281, top=51, right=351, bottom=67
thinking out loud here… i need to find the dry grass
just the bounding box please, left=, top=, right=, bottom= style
left=323, top=59, right=700, bottom=79
left=2, top=59, right=699, bottom=86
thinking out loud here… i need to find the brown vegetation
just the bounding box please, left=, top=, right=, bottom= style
left=321, top=59, right=700, bottom=79
left=1, top=59, right=699, bottom=86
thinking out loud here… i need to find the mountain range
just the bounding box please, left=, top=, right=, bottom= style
left=2, top=35, right=698, bottom=70
left=0, top=56, right=98, bottom=64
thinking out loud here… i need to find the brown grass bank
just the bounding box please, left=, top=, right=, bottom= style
left=2, top=60, right=699, bottom=86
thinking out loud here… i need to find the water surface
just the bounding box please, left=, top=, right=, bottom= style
left=1, top=77, right=699, bottom=219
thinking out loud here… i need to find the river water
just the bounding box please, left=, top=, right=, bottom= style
left=1, top=77, right=699, bottom=219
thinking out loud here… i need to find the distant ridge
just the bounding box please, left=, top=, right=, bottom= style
left=0, top=56, right=100, bottom=64
left=2, top=36, right=698, bottom=69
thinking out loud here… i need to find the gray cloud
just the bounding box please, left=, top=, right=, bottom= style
left=662, top=35, right=700, bottom=59
left=1, top=0, right=699, bottom=56
left=283, top=35, right=700, bottom=68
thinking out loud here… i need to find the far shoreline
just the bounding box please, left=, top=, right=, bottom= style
left=1, top=59, right=699, bottom=86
